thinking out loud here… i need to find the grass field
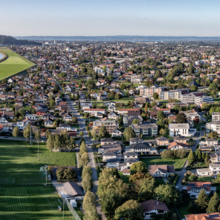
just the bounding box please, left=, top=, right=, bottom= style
left=0, top=47, right=35, bottom=80
left=0, top=186, right=73, bottom=220
left=0, top=140, right=76, bottom=184
left=141, top=157, right=187, bottom=170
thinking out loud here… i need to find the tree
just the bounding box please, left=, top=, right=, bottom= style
left=123, top=127, right=136, bottom=141
left=45, top=129, right=51, bottom=139
left=23, top=124, right=30, bottom=145
left=78, top=101, right=81, bottom=109
left=144, top=104, right=148, bottom=113
left=208, top=131, right=219, bottom=139
left=161, top=150, right=174, bottom=159
left=83, top=190, right=96, bottom=211
left=12, top=126, right=19, bottom=137
left=100, top=190, right=123, bottom=219
left=157, top=111, right=165, bottom=120
left=154, top=184, right=181, bottom=206
left=188, top=149, right=195, bottom=165
left=72, top=116, right=78, bottom=123
left=54, top=134, right=61, bottom=150
left=82, top=165, right=92, bottom=178
left=80, top=131, right=84, bottom=137
left=176, top=113, right=187, bottom=123
left=190, top=85, right=198, bottom=92
left=132, top=118, right=139, bottom=124
left=207, top=192, right=220, bottom=213
left=114, top=200, right=144, bottom=220
left=35, top=129, right=41, bottom=160
left=136, top=178, right=155, bottom=202
left=195, top=188, right=208, bottom=212
left=130, top=161, right=147, bottom=175
left=159, top=128, right=166, bottom=136
left=46, top=134, right=54, bottom=151
left=79, top=141, right=88, bottom=156
left=80, top=152, right=89, bottom=167
left=129, top=172, right=152, bottom=184
left=82, top=174, right=93, bottom=192
left=99, top=125, right=109, bottom=138
left=153, top=92, right=159, bottom=100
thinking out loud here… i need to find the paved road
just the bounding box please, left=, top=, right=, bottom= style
left=50, top=74, right=106, bottom=219
left=176, top=160, right=188, bottom=191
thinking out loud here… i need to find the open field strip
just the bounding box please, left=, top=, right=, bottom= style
left=0, top=186, right=73, bottom=220
left=0, top=47, right=35, bottom=80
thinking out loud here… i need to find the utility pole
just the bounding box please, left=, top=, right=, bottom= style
left=63, top=198, right=64, bottom=219
left=30, top=125, right=32, bottom=145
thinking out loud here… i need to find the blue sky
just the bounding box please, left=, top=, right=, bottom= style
left=1, top=0, right=220, bottom=36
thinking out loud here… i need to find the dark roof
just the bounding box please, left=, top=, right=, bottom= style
left=141, top=200, right=169, bottom=212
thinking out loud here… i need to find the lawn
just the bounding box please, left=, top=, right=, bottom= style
left=0, top=47, right=35, bottom=80
left=0, top=140, right=76, bottom=184
left=141, top=157, right=187, bottom=170
left=119, top=172, right=130, bottom=184
left=0, top=186, right=73, bottom=220
left=178, top=205, right=192, bottom=219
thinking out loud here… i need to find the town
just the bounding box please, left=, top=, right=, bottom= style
left=1, top=39, right=220, bottom=220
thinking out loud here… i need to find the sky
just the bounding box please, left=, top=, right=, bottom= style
left=1, top=0, right=220, bottom=36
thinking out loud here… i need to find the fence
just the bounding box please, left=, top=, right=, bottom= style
left=65, top=198, right=81, bottom=220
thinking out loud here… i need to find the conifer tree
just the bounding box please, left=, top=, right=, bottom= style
left=207, top=192, right=219, bottom=213
left=195, top=188, right=208, bottom=212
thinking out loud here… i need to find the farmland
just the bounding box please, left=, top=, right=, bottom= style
left=0, top=186, right=72, bottom=220
left=0, top=47, right=35, bottom=80
left=0, top=140, right=76, bottom=184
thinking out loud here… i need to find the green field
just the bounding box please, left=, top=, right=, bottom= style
left=141, top=157, right=187, bottom=170
left=0, top=140, right=76, bottom=184
left=0, top=186, right=73, bottom=220
left=0, top=47, right=35, bottom=80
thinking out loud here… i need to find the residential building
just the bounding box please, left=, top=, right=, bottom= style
left=141, top=200, right=169, bottom=220
left=197, top=163, right=220, bottom=176
left=130, top=75, right=142, bottom=83
left=185, top=213, right=220, bottom=220
left=139, top=85, right=166, bottom=98
left=169, top=123, right=196, bottom=137
left=148, top=165, right=175, bottom=178
left=93, top=120, right=119, bottom=134
left=123, top=115, right=143, bottom=126
left=167, top=141, right=189, bottom=150
left=155, top=137, right=169, bottom=146
left=182, top=182, right=216, bottom=199
left=159, top=89, right=188, bottom=100
left=206, top=121, right=220, bottom=134
left=212, top=112, right=220, bottom=121
left=131, top=123, right=158, bottom=137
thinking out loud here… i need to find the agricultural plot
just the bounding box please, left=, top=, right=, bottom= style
left=0, top=140, right=76, bottom=184
left=0, top=47, right=35, bottom=80
left=0, top=186, right=72, bottom=220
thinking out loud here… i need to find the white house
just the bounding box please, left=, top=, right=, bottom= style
left=169, top=123, right=196, bottom=137
left=148, top=165, right=175, bottom=178
left=197, top=163, right=220, bottom=176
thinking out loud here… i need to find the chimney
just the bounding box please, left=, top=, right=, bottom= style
left=156, top=197, right=159, bottom=205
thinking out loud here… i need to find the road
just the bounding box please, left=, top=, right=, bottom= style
left=50, top=73, right=106, bottom=219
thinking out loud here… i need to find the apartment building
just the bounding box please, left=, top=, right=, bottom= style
left=169, top=123, right=191, bottom=137
left=180, top=92, right=206, bottom=104
left=212, top=112, right=220, bottom=121
left=139, top=85, right=166, bottom=97
left=93, top=120, right=119, bottom=134
left=130, top=75, right=142, bottom=83
left=159, top=89, right=188, bottom=100
left=130, top=123, right=158, bottom=137
left=194, top=95, right=213, bottom=105
left=206, top=121, right=220, bottom=134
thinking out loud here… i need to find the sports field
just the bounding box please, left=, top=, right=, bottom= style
left=0, top=140, right=76, bottom=184
left=0, top=186, right=72, bottom=220
left=0, top=47, right=35, bottom=80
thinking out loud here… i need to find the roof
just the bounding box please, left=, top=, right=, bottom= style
left=169, top=123, right=189, bottom=129
left=187, top=182, right=211, bottom=192
left=141, top=200, right=169, bottom=213
left=56, top=182, right=84, bottom=198
left=185, top=212, right=220, bottom=220
left=148, top=165, right=175, bottom=174
left=168, top=141, right=189, bottom=149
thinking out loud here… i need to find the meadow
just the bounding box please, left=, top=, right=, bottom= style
left=0, top=186, right=73, bottom=220
left=0, top=47, right=35, bottom=80
left=141, top=157, right=187, bottom=170
left=0, top=140, right=76, bottom=184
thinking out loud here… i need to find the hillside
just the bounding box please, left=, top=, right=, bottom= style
left=0, top=35, right=40, bottom=45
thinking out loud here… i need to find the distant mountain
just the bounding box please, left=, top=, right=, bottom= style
left=15, top=35, right=220, bottom=42
left=0, top=35, right=41, bottom=45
